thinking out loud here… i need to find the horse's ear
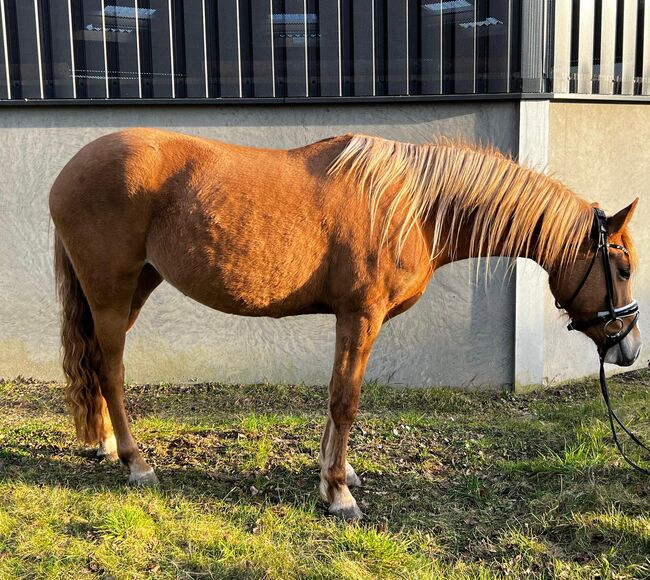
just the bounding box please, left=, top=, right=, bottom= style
left=590, top=201, right=600, bottom=209
left=607, top=198, right=639, bottom=234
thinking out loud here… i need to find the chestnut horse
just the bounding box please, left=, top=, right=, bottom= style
left=50, top=130, right=641, bottom=519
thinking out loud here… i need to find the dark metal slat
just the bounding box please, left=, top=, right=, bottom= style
left=386, top=0, right=407, bottom=95
left=419, top=0, right=442, bottom=95
left=6, top=0, right=42, bottom=98
left=106, top=0, right=140, bottom=98
left=250, top=0, right=274, bottom=97
left=352, top=0, right=373, bottom=95
left=137, top=0, right=173, bottom=98
left=181, top=1, right=205, bottom=97
left=0, top=0, right=8, bottom=99
left=40, top=0, right=75, bottom=98
left=217, top=0, right=241, bottom=97
left=283, top=0, right=307, bottom=97
left=318, top=0, right=339, bottom=97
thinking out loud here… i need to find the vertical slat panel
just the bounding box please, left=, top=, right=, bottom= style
left=522, top=0, right=547, bottom=92
left=0, top=0, right=10, bottom=98
left=136, top=0, right=173, bottom=98
left=71, top=0, right=110, bottom=98
left=271, top=0, right=285, bottom=97
left=169, top=0, right=186, bottom=97
left=419, top=0, right=441, bottom=95
left=386, top=0, right=407, bottom=95
left=40, top=0, right=74, bottom=98
left=445, top=0, right=476, bottom=93
left=318, top=0, right=339, bottom=96
left=643, top=0, right=650, bottom=93
left=282, top=0, right=307, bottom=96
left=100, top=0, right=109, bottom=97
left=411, top=0, right=420, bottom=95
left=599, top=0, right=617, bottom=94
left=406, top=0, right=417, bottom=93
left=238, top=0, right=253, bottom=97
left=476, top=0, right=511, bottom=93
left=179, top=1, right=205, bottom=97
left=351, top=0, right=372, bottom=95
left=372, top=0, right=381, bottom=94
left=306, top=0, right=318, bottom=95
left=250, top=0, right=274, bottom=96
left=135, top=0, right=142, bottom=96
left=201, top=0, right=207, bottom=97
left=204, top=0, right=220, bottom=97
left=6, top=0, right=42, bottom=98
left=303, top=0, right=310, bottom=95
left=36, top=0, right=51, bottom=97
left=167, top=0, right=175, bottom=97
left=621, top=0, right=638, bottom=94
left=105, top=1, right=140, bottom=98
left=33, top=0, right=44, bottom=98
left=577, top=0, right=595, bottom=92
left=152, top=0, right=173, bottom=97
left=218, top=0, right=241, bottom=97
left=552, top=0, right=572, bottom=93
left=340, top=0, right=352, bottom=95
left=67, top=0, right=76, bottom=97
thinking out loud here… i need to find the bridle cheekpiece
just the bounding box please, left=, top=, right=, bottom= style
left=555, top=207, right=639, bottom=354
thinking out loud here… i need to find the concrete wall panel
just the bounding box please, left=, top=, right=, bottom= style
left=0, top=102, right=519, bottom=388
left=547, top=102, right=650, bottom=381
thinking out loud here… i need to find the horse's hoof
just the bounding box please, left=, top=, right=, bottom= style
left=128, top=468, right=159, bottom=486
left=329, top=503, right=364, bottom=521
left=346, top=463, right=362, bottom=487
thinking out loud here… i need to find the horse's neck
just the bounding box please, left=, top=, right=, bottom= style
left=416, top=147, right=588, bottom=270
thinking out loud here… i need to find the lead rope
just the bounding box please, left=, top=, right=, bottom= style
left=598, top=352, right=650, bottom=475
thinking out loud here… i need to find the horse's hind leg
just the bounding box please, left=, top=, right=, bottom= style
left=319, top=310, right=382, bottom=520
left=91, top=299, right=158, bottom=485
left=126, top=264, right=163, bottom=332
left=96, top=264, right=163, bottom=461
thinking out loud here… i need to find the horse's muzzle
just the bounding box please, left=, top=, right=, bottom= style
left=603, top=334, right=642, bottom=366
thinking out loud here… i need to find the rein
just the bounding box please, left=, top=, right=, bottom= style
left=555, top=208, right=648, bottom=474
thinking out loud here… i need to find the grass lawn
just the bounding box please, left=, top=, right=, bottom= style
left=0, top=371, right=649, bottom=579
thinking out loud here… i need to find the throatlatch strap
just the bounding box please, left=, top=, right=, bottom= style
left=599, top=357, right=650, bottom=475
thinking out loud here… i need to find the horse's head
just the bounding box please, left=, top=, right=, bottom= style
left=549, top=199, right=641, bottom=366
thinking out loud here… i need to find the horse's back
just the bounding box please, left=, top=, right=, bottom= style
left=140, top=132, right=354, bottom=316
left=50, top=128, right=359, bottom=317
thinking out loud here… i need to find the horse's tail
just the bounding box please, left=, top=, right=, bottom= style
left=54, top=232, right=106, bottom=445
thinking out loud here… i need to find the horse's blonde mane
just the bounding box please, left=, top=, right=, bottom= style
left=328, top=134, right=595, bottom=270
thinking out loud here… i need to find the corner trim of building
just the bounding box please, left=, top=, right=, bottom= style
left=513, top=99, right=550, bottom=392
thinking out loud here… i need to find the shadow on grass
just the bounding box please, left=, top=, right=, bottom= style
left=2, top=372, right=650, bottom=575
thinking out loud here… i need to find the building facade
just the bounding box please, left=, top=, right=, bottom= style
left=0, top=1, right=648, bottom=389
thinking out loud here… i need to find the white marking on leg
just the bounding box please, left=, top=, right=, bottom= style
left=346, top=462, right=361, bottom=487
left=97, top=434, right=117, bottom=458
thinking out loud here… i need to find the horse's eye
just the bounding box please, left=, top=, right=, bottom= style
left=619, top=268, right=631, bottom=280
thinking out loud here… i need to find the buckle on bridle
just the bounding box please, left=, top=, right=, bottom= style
left=603, top=317, right=625, bottom=338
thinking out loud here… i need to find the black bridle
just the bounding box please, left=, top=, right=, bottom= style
left=555, top=207, right=648, bottom=474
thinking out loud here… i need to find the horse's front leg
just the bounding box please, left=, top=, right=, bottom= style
left=320, top=419, right=362, bottom=487
left=319, top=310, right=381, bottom=520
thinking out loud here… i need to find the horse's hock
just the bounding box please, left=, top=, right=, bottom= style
left=1, top=100, right=649, bottom=391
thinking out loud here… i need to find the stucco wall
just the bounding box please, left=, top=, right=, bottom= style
left=546, top=102, right=650, bottom=381
left=0, top=102, right=519, bottom=388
